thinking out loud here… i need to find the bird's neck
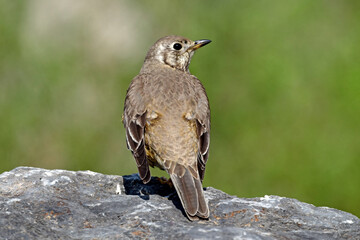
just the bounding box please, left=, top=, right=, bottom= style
left=140, top=59, right=190, bottom=74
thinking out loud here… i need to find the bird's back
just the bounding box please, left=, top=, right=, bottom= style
left=139, top=66, right=206, bottom=171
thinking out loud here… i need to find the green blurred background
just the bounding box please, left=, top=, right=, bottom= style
left=1, top=1, right=359, bottom=216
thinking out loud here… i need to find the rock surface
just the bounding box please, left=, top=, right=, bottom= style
left=0, top=167, right=359, bottom=239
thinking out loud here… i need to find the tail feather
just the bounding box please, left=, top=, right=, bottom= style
left=194, top=177, right=209, bottom=216
left=170, top=165, right=209, bottom=220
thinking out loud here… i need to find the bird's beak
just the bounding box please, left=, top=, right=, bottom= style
left=189, top=39, right=212, bottom=51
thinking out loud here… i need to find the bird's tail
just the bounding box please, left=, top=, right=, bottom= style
left=170, top=165, right=209, bottom=221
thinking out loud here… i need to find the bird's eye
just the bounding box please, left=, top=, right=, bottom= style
left=173, top=43, right=182, bottom=50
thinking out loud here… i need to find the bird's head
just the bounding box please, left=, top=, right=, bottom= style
left=142, top=35, right=211, bottom=72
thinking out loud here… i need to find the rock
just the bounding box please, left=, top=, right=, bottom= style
left=0, top=167, right=359, bottom=239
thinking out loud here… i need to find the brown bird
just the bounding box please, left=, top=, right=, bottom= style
left=123, top=35, right=211, bottom=220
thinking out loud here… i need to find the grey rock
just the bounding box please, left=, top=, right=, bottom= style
left=0, top=167, right=359, bottom=239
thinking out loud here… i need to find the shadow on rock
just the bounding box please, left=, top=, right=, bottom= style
left=123, top=174, right=187, bottom=217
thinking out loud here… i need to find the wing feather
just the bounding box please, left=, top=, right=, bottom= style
left=123, top=76, right=150, bottom=184
left=196, top=119, right=210, bottom=182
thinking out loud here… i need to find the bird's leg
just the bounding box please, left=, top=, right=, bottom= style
left=154, top=176, right=174, bottom=188
left=153, top=176, right=177, bottom=198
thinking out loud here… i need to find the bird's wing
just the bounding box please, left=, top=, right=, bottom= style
left=196, top=118, right=210, bottom=182
left=194, top=78, right=211, bottom=182
left=123, top=76, right=150, bottom=183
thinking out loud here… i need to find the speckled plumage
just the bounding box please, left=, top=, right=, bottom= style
left=123, top=36, right=211, bottom=220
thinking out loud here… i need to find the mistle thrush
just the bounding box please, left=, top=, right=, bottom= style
left=123, top=35, right=211, bottom=220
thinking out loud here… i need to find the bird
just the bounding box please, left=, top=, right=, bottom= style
left=123, top=35, right=211, bottom=220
